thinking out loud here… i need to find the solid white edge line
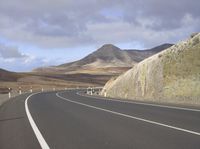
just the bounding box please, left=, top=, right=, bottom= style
left=56, top=92, right=200, bottom=136
left=76, top=92, right=200, bottom=112
left=25, top=93, right=50, bottom=149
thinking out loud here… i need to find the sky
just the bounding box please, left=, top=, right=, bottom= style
left=0, top=0, right=199, bottom=72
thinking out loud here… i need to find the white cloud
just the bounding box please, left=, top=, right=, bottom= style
left=0, top=43, right=28, bottom=59
left=0, top=43, right=55, bottom=71
left=0, top=0, right=199, bottom=49
left=0, top=55, right=63, bottom=72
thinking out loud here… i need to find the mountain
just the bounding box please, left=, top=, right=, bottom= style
left=101, top=33, right=200, bottom=106
left=60, top=44, right=135, bottom=68
left=34, top=43, right=173, bottom=75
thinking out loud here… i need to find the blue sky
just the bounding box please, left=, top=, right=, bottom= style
left=0, top=0, right=199, bottom=72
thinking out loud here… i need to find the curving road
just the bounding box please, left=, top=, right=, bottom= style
left=0, top=89, right=200, bottom=149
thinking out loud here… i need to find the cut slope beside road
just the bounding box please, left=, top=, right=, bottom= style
left=102, top=33, right=200, bottom=105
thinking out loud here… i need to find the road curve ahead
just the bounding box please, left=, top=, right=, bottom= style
left=0, top=90, right=200, bottom=149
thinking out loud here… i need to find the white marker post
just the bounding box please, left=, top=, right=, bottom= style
left=19, top=87, right=22, bottom=95
left=42, top=88, right=44, bottom=92
left=8, top=88, right=11, bottom=98
left=104, top=89, right=107, bottom=97
left=91, top=87, right=93, bottom=95
left=30, top=86, right=33, bottom=93
left=88, top=87, right=91, bottom=95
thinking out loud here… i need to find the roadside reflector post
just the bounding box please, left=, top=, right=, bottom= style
left=9, top=92, right=11, bottom=98
left=19, top=86, right=22, bottom=95
left=30, top=86, right=33, bottom=93
left=8, top=88, right=11, bottom=98
left=104, top=89, right=107, bottom=97
left=88, top=87, right=91, bottom=95
left=42, top=88, right=44, bottom=92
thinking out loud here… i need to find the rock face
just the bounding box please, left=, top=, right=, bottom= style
left=102, top=33, right=200, bottom=105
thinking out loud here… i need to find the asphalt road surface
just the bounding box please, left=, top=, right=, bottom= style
left=0, top=89, right=200, bottom=149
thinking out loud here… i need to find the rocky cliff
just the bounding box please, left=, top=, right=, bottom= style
left=101, top=33, right=200, bottom=105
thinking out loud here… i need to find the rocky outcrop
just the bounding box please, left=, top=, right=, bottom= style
left=101, top=33, right=200, bottom=105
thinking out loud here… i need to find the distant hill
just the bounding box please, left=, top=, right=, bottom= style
left=0, top=68, right=20, bottom=82
left=125, top=43, right=173, bottom=62
left=101, top=33, right=200, bottom=105
left=34, top=43, right=173, bottom=75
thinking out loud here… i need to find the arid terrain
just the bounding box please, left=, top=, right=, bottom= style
left=0, top=71, right=110, bottom=92
left=0, top=43, right=172, bottom=97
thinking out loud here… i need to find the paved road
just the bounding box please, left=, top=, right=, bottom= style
left=0, top=90, right=200, bottom=149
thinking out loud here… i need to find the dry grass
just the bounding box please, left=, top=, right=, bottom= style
left=0, top=71, right=114, bottom=93
left=64, top=67, right=131, bottom=75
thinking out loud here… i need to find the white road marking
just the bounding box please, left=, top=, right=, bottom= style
left=25, top=93, right=50, bottom=149
left=77, top=92, right=200, bottom=112
left=57, top=92, right=200, bottom=136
